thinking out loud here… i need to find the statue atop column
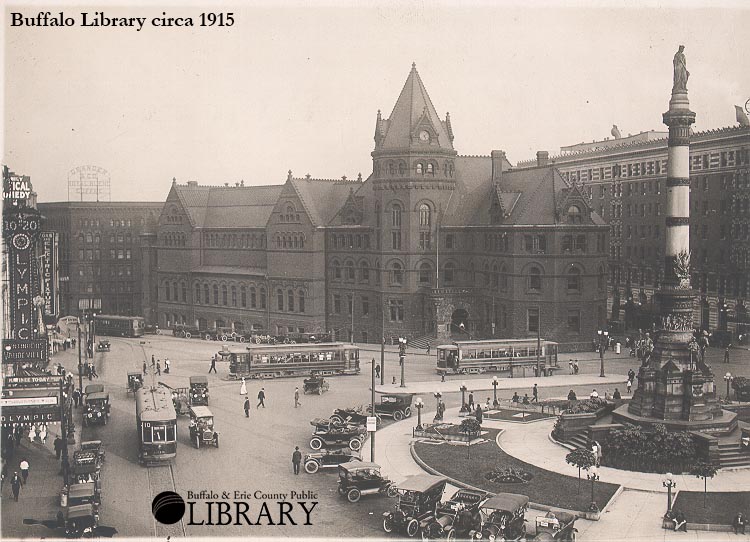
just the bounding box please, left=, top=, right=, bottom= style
left=672, top=45, right=690, bottom=93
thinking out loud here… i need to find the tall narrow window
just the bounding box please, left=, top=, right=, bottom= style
left=444, top=262, right=455, bottom=283
left=528, top=267, right=542, bottom=291
left=567, top=267, right=581, bottom=291
left=231, top=286, right=237, bottom=307
left=204, top=284, right=210, bottom=304
left=241, top=286, right=247, bottom=308
left=419, top=262, right=432, bottom=284
left=221, top=285, right=228, bottom=306
left=419, top=204, right=431, bottom=227
left=298, top=291, right=305, bottom=313
left=391, top=262, right=404, bottom=285
left=277, top=289, right=284, bottom=311
left=213, top=285, right=219, bottom=305
left=250, top=287, right=257, bottom=308
left=528, top=308, right=540, bottom=333
left=288, top=290, right=295, bottom=312
left=391, top=204, right=402, bottom=227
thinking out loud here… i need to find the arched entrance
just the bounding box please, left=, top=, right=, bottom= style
left=451, top=309, right=470, bottom=336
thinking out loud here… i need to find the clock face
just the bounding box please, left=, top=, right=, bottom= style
left=419, top=130, right=430, bottom=142
left=12, top=233, right=31, bottom=250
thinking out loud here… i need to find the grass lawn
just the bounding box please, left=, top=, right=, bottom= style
left=414, top=428, right=619, bottom=512
left=672, top=491, right=750, bottom=525
left=485, top=409, right=555, bottom=423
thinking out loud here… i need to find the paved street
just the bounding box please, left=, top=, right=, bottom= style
left=1, top=335, right=748, bottom=539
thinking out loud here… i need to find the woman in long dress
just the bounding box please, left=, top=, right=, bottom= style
left=239, top=377, right=247, bottom=395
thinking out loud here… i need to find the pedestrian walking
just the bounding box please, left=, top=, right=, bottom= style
left=243, top=396, right=250, bottom=417
left=209, top=357, right=217, bottom=374
left=156, top=361, right=161, bottom=376
left=90, top=365, right=98, bottom=378
left=626, top=379, right=633, bottom=394
left=39, top=424, right=47, bottom=444
left=151, top=354, right=155, bottom=367
left=294, top=387, right=301, bottom=408
left=143, top=361, right=147, bottom=375
left=468, top=392, right=475, bottom=410
left=724, top=345, right=731, bottom=364
left=239, top=377, right=247, bottom=395
left=441, top=372, right=446, bottom=382
left=375, top=363, right=381, bottom=380
left=54, top=436, right=63, bottom=460
left=19, top=459, right=29, bottom=484
left=11, top=472, right=21, bottom=501
left=257, top=388, right=266, bottom=408
left=292, top=446, right=302, bottom=475
left=73, top=388, right=81, bottom=407
left=426, top=344, right=431, bottom=355
left=164, top=359, right=171, bottom=374
left=531, top=384, right=539, bottom=403
left=627, top=368, right=635, bottom=382
left=573, top=360, right=579, bottom=374
left=569, top=359, right=574, bottom=374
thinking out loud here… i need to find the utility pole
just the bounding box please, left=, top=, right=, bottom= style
left=77, top=323, right=83, bottom=392
left=536, top=307, right=541, bottom=378
left=399, top=337, right=407, bottom=388
left=371, top=358, right=376, bottom=461
left=380, top=298, right=385, bottom=385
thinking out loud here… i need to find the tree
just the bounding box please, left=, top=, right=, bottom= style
left=690, top=460, right=719, bottom=508
left=566, top=447, right=596, bottom=494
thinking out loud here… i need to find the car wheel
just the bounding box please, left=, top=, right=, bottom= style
left=386, top=484, right=398, bottom=498
left=349, top=438, right=362, bottom=451
left=393, top=410, right=404, bottom=421
left=330, top=415, right=343, bottom=425
left=445, top=528, right=456, bottom=542
left=310, top=437, right=323, bottom=450
left=204, top=334, right=211, bottom=341
left=304, top=461, right=319, bottom=474
left=406, top=518, right=419, bottom=538
left=185, top=332, right=191, bottom=339
left=347, top=488, right=361, bottom=503
left=221, top=335, right=228, bottom=342
left=404, top=407, right=412, bottom=417
left=239, top=336, right=245, bottom=343
left=383, top=516, right=394, bottom=533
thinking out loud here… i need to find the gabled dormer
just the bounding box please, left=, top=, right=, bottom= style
left=556, top=182, right=594, bottom=225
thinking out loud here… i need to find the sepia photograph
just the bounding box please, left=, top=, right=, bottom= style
left=2, top=1, right=750, bottom=540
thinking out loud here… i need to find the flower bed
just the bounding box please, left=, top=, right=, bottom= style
left=413, top=422, right=481, bottom=443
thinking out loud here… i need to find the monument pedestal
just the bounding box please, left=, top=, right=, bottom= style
left=612, top=404, right=737, bottom=436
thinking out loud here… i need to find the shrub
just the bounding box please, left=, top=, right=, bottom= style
left=600, top=423, right=697, bottom=473
left=551, top=416, right=564, bottom=440
left=563, top=398, right=609, bottom=414
left=460, top=418, right=481, bottom=435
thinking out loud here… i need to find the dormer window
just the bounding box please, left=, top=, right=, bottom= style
left=567, top=205, right=583, bottom=224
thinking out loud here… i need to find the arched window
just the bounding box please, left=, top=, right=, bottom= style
left=203, top=284, right=210, bottom=304
left=221, top=285, right=228, bottom=306
left=388, top=162, right=395, bottom=176
left=416, top=163, right=423, bottom=175
left=277, top=289, right=284, bottom=311
left=299, top=235, right=304, bottom=249
left=483, top=263, right=491, bottom=286
left=165, top=282, right=171, bottom=301
left=345, top=261, right=355, bottom=281
left=298, top=291, right=305, bottom=313
left=231, top=286, right=237, bottom=307
left=213, top=285, right=219, bottom=305
left=195, top=283, right=201, bottom=304
left=391, top=262, right=404, bottom=285
left=419, top=262, right=432, bottom=284
left=333, top=260, right=342, bottom=280
left=492, top=265, right=499, bottom=289
left=499, top=265, right=508, bottom=291
left=567, top=205, right=582, bottom=224
left=181, top=282, right=187, bottom=302
left=260, top=288, right=267, bottom=309
left=240, top=286, right=247, bottom=308
left=419, top=204, right=431, bottom=227
left=398, top=161, right=406, bottom=175
left=288, top=290, right=295, bottom=312
left=426, top=163, right=434, bottom=175
left=172, top=281, right=178, bottom=301
left=567, top=267, right=581, bottom=291
left=250, top=286, right=256, bottom=308
left=444, top=262, right=455, bottom=283
left=375, top=260, right=381, bottom=285
left=528, top=267, right=542, bottom=291
left=360, top=261, right=370, bottom=282
left=391, top=204, right=402, bottom=227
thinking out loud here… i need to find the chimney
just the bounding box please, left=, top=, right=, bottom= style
left=187, top=181, right=198, bottom=187
left=491, top=150, right=506, bottom=182
left=536, top=151, right=549, bottom=167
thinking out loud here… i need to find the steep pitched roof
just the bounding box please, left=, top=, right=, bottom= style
left=289, top=177, right=363, bottom=227
left=174, top=184, right=282, bottom=229
left=377, top=64, right=454, bottom=151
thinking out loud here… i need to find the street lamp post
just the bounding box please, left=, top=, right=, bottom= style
left=597, top=329, right=609, bottom=377
left=724, top=372, right=733, bottom=402
left=433, top=391, right=443, bottom=421
left=415, top=397, right=424, bottom=430
left=398, top=337, right=407, bottom=388
left=371, top=357, right=376, bottom=462
left=662, top=472, right=677, bottom=515
left=459, top=382, right=468, bottom=412
left=492, top=376, right=499, bottom=406
left=587, top=467, right=600, bottom=513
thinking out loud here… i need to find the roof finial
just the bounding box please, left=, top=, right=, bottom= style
left=412, top=62, right=417, bottom=70
left=287, top=170, right=293, bottom=181
left=357, top=172, right=362, bottom=181
left=342, top=175, right=347, bottom=181
left=172, top=177, right=176, bottom=186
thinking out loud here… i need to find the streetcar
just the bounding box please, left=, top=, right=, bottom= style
left=436, top=339, right=559, bottom=377
left=94, top=315, right=145, bottom=338
left=135, top=385, right=177, bottom=465
left=220, top=342, right=360, bottom=379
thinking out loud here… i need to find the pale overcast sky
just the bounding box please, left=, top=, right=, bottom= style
left=4, top=1, right=749, bottom=203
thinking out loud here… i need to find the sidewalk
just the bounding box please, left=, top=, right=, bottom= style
left=375, top=372, right=628, bottom=396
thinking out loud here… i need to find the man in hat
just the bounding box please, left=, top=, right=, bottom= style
left=243, top=396, right=250, bottom=418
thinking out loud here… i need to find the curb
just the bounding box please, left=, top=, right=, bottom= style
left=409, top=436, right=603, bottom=521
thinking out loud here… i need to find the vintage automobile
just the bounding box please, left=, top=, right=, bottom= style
left=376, top=393, right=414, bottom=421
left=189, top=406, right=219, bottom=449
left=383, top=474, right=448, bottom=537
left=64, top=503, right=100, bottom=538
left=310, top=418, right=366, bottom=451
left=528, top=511, right=578, bottom=542
left=96, top=340, right=110, bottom=352
left=83, top=384, right=105, bottom=403
left=469, top=493, right=529, bottom=541
left=337, top=462, right=398, bottom=503
left=82, top=392, right=110, bottom=426
left=420, top=488, right=488, bottom=540
left=190, top=375, right=210, bottom=406
left=173, top=324, right=200, bottom=339
left=70, top=452, right=102, bottom=496
left=303, top=374, right=330, bottom=395
left=61, top=482, right=100, bottom=513
left=127, top=372, right=144, bottom=395
left=330, top=407, right=372, bottom=426
left=303, top=448, right=361, bottom=473
left=79, top=441, right=106, bottom=465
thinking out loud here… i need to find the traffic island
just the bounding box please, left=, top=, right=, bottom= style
left=412, top=428, right=620, bottom=518
left=671, top=491, right=750, bottom=532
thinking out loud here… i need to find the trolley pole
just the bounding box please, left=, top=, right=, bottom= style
left=371, top=358, right=376, bottom=462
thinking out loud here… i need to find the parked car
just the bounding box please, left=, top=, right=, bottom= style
left=529, top=511, right=578, bottom=541
left=376, top=393, right=414, bottom=421
left=188, top=406, right=219, bottom=449
left=382, top=474, right=448, bottom=537
left=304, top=448, right=361, bottom=473
left=64, top=504, right=99, bottom=538
left=330, top=407, right=372, bottom=426
left=469, top=493, right=529, bottom=541
left=83, top=392, right=110, bottom=426
left=420, top=488, right=487, bottom=540
left=337, top=462, right=398, bottom=503
left=309, top=418, right=366, bottom=451
left=173, top=324, right=200, bottom=339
